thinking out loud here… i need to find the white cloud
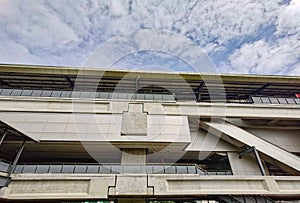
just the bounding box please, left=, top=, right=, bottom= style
left=0, top=40, right=43, bottom=64
left=276, top=0, right=300, bottom=36
left=176, top=0, right=282, bottom=48
left=226, top=38, right=299, bottom=74
left=0, top=0, right=298, bottom=75
left=0, top=0, right=78, bottom=46
left=221, top=0, right=300, bottom=75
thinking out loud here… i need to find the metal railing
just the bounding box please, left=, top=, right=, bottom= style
left=0, top=88, right=176, bottom=101
left=10, top=163, right=232, bottom=175
left=251, top=96, right=300, bottom=105
left=0, top=159, right=11, bottom=173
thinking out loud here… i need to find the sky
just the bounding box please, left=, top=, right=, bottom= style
left=0, top=0, right=299, bottom=75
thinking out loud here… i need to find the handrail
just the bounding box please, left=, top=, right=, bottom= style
left=0, top=88, right=176, bottom=101
left=13, top=163, right=233, bottom=175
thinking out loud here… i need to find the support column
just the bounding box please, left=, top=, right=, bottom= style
left=0, top=128, right=8, bottom=146
left=252, top=147, right=266, bottom=176
left=228, top=152, right=262, bottom=175
left=8, top=138, right=26, bottom=176
left=121, top=148, right=147, bottom=165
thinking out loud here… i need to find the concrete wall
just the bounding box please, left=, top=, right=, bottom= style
left=244, top=128, right=300, bottom=153
left=1, top=173, right=300, bottom=200
left=0, top=112, right=191, bottom=146
left=228, top=152, right=262, bottom=175
left=0, top=174, right=115, bottom=200
left=1, top=97, right=300, bottom=119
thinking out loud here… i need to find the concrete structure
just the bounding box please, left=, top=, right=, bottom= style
left=0, top=64, right=299, bottom=202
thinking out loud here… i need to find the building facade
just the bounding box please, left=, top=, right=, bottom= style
left=0, top=64, right=299, bottom=203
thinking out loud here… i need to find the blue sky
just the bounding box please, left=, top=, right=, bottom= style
left=0, top=0, right=299, bottom=75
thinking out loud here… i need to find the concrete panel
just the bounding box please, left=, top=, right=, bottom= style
left=1, top=174, right=115, bottom=200
left=228, top=152, right=262, bottom=175
left=111, top=175, right=150, bottom=196
left=128, top=103, right=143, bottom=112
left=8, top=180, right=90, bottom=195
left=148, top=175, right=300, bottom=196
left=121, top=149, right=147, bottom=165
left=1, top=174, right=300, bottom=200
left=147, top=115, right=191, bottom=143
left=2, top=97, right=300, bottom=119
left=0, top=112, right=123, bottom=142
left=276, top=180, right=300, bottom=192
left=167, top=179, right=268, bottom=192
left=121, top=112, right=147, bottom=135
left=186, top=130, right=239, bottom=151
left=0, top=97, right=122, bottom=113
left=144, top=102, right=300, bottom=119
left=243, top=128, right=300, bottom=153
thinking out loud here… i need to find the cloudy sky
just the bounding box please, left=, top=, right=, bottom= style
left=0, top=0, right=299, bottom=75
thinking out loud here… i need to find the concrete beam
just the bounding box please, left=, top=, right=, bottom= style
left=144, top=102, right=300, bottom=119
left=121, top=149, right=147, bottom=165
left=148, top=174, right=300, bottom=196
left=2, top=173, right=300, bottom=200
left=0, top=174, right=115, bottom=200
left=201, top=121, right=300, bottom=172
left=0, top=98, right=300, bottom=120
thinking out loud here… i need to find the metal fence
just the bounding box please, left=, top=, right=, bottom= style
left=251, top=96, right=300, bottom=105
left=0, top=88, right=175, bottom=101
left=8, top=163, right=232, bottom=175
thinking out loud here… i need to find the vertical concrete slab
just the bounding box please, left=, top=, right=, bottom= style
left=121, top=149, right=147, bottom=165
left=121, top=112, right=147, bottom=135
left=228, top=152, right=262, bottom=175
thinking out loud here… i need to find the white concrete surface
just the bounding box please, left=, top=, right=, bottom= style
left=1, top=173, right=300, bottom=200
left=203, top=121, right=300, bottom=172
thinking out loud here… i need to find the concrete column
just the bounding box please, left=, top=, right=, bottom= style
left=118, top=198, right=146, bottom=203
left=121, top=148, right=147, bottom=165
left=228, top=152, right=262, bottom=175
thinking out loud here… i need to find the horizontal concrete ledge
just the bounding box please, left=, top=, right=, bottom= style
left=0, top=97, right=300, bottom=119
left=1, top=174, right=116, bottom=200
left=148, top=175, right=300, bottom=196
left=144, top=103, right=300, bottom=119
left=1, top=174, right=300, bottom=200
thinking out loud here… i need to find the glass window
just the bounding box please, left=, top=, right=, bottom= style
left=14, top=165, right=24, bottom=173
left=1, top=89, right=13, bottom=96
left=74, top=165, right=87, bottom=173
left=32, top=90, right=43, bottom=97
left=79, top=92, right=91, bottom=98
left=22, top=165, right=37, bottom=173
left=277, top=98, right=288, bottom=104
left=269, top=97, right=279, bottom=104
left=61, top=91, right=71, bottom=98
left=51, top=91, right=62, bottom=97
left=100, top=165, right=111, bottom=173
left=21, top=90, right=33, bottom=96
left=49, top=165, right=63, bottom=173
left=286, top=98, right=296, bottom=104
left=62, top=165, right=75, bottom=173
left=261, top=97, right=270, bottom=104
left=41, top=90, right=52, bottom=97
left=87, top=165, right=99, bottom=173
left=11, top=89, right=23, bottom=96
left=71, top=91, right=81, bottom=98
left=36, top=165, right=50, bottom=173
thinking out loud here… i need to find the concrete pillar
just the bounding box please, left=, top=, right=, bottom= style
left=228, top=152, right=262, bottom=175
left=121, top=148, right=147, bottom=165
left=118, top=198, right=146, bottom=203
